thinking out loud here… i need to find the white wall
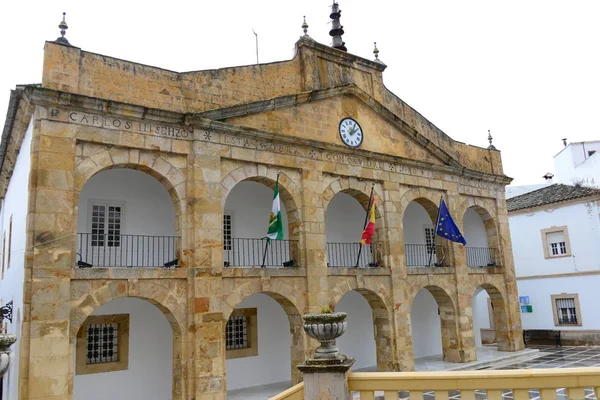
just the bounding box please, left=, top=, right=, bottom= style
left=78, top=169, right=176, bottom=236
left=325, top=193, right=365, bottom=243
left=224, top=181, right=289, bottom=239
left=510, top=201, right=600, bottom=277
left=518, top=275, right=600, bottom=330
left=410, top=289, right=442, bottom=359
left=73, top=297, right=173, bottom=400
left=0, top=119, right=33, bottom=400
left=77, top=169, right=177, bottom=267
left=554, top=142, right=600, bottom=186
left=402, top=202, right=433, bottom=245
left=227, top=293, right=291, bottom=390
left=462, top=208, right=489, bottom=248
left=472, top=288, right=491, bottom=347
left=506, top=184, right=552, bottom=199
left=335, top=290, right=377, bottom=370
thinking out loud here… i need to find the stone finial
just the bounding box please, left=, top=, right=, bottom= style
left=373, top=42, right=380, bottom=60
left=329, top=2, right=347, bottom=52
left=302, top=16, right=309, bottom=36
left=55, top=12, right=70, bottom=45
left=487, top=130, right=496, bottom=150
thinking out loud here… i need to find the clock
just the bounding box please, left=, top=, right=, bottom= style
left=339, top=118, right=363, bottom=148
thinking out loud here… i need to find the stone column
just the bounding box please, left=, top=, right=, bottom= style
left=298, top=313, right=355, bottom=400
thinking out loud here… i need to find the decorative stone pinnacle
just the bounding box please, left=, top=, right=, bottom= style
left=329, top=2, right=347, bottom=52
left=373, top=42, right=379, bottom=59
left=302, top=16, right=309, bottom=36
left=55, top=12, right=70, bottom=45
left=487, top=130, right=496, bottom=150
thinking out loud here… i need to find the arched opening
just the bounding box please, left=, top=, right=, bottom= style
left=223, top=179, right=299, bottom=268
left=334, top=289, right=393, bottom=371
left=410, top=286, right=459, bottom=364
left=226, top=292, right=302, bottom=399
left=73, top=297, right=175, bottom=400
left=76, top=168, right=179, bottom=268
left=325, top=191, right=381, bottom=268
left=335, top=290, right=377, bottom=370
left=462, top=206, right=499, bottom=267
left=471, top=284, right=510, bottom=351
left=403, top=199, right=448, bottom=267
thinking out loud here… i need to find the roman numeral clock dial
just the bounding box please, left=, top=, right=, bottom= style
left=339, top=118, right=363, bottom=148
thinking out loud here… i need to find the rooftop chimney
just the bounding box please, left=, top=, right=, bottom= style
left=562, top=138, right=568, bottom=147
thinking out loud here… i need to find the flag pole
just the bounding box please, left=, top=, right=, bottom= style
left=429, top=196, right=443, bottom=267
left=261, top=173, right=280, bottom=268
left=356, top=183, right=375, bottom=267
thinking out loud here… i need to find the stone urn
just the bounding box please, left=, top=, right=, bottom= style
left=0, top=334, right=16, bottom=377
left=302, top=312, right=347, bottom=359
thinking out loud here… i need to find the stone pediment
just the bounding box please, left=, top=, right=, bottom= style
left=196, top=85, right=459, bottom=169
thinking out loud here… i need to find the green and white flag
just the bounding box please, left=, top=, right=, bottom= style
left=266, top=181, right=284, bottom=241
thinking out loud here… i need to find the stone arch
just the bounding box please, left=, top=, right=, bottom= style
left=75, top=143, right=187, bottom=216
left=220, top=165, right=302, bottom=240
left=408, top=284, right=461, bottom=362
left=223, top=279, right=306, bottom=385
left=322, top=177, right=384, bottom=220
left=70, top=279, right=186, bottom=399
left=470, top=282, right=511, bottom=351
left=458, top=198, right=499, bottom=249
left=330, top=280, right=394, bottom=371
left=398, top=188, right=443, bottom=225
left=74, top=143, right=188, bottom=266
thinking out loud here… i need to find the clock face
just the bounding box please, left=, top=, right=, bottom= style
left=339, top=118, right=363, bottom=148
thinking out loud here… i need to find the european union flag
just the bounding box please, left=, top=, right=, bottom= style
left=435, top=199, right=467, bottom=245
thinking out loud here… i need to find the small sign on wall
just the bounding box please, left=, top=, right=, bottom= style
left=519, top=296, right=532, bottom=313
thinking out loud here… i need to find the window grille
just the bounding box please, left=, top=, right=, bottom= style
left=86, top=323, right=119, bottom=364
left=546, top=231, right=566, bottom=256
left=555, top=297, right=578, bottom=325
left=91, top=204, right=122, bottom=247
left=223, top=214, right=232, bottom=251
left=226, top=315, right=248, bottom=350
left=424, top=227, right=436, bottom=255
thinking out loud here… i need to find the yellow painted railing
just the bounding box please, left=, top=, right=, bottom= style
left=269, top=382, right=304, bottom=400
left=348, top=368, right=600, bottom=400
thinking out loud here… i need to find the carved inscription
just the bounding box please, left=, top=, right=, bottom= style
left=67, top=111, right=192, bottom=139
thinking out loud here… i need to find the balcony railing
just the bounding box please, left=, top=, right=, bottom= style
left=558, top=316, right=579, bottom=325
left=405, top=244, right=446, bottom=267
left=77, top=233, right=180, bottom=268
left=326, top=242, right=382, bottom=268
left=466, top=247, right=499, bottom=267
left=224, top=238, right=298, bottom=268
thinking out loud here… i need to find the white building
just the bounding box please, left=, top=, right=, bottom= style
left=474, top=184, right=600, bottom=345
left=554, top=140, right=600, bottom=187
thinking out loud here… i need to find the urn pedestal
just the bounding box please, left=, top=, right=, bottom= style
left=298, top=313, right=355, bottom=400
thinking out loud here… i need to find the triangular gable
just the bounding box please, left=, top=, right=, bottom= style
left=197, top=85, right=459, bottom=168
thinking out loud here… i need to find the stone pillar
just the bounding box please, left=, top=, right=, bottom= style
left=298, top=313, right=355, bottom=400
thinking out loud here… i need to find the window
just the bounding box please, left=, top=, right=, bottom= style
left=588, top=150, right=596, bottom=157
left=86, top=322, right=119, bottom=364
left=226, top=315, right=248, bottom=350
left=541, top=226, right=571, bottom=259
left=551, top=294, right=582, bottom=326
left=223, top=214, right=232, bottom=251
left=424, top=226, right=436, bottom=254
left=90, top=202, right=123, bottom=247
left=226, top=308, right=258, bottom=359
left=76, top=314, right=129, bottom=375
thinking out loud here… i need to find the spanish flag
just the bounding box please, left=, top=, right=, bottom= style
left=360, top=197, right=376, bottom=245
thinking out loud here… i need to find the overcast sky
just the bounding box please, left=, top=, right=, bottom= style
left=2, top=1, right=599, bottom=186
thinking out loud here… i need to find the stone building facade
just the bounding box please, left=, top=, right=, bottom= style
left=0, top=33, right=523, bottom=399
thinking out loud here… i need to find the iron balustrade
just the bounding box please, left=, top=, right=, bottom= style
left=558, top=316, right=578, bottom=325
left=77, top=233, right=180, bottom=268
left=404, top=244, right=446, bottom=267
left=223, top=238, right=298, bottom=268
left=326, top=242, right=381, bottom=268
left=466, top=247, right=498, bottom=267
